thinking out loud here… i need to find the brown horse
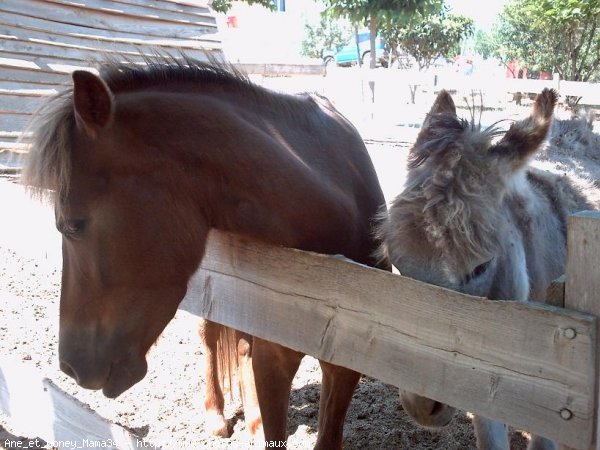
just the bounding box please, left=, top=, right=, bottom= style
left=377, top=89, right=592, bottom=450
left=22, top=56, right=388, bottom=449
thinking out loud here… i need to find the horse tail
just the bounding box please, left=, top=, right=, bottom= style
left=216, top=324, right=239, bottom=400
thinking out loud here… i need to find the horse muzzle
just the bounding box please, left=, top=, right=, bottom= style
left=59, top=330, right=149, bottom=398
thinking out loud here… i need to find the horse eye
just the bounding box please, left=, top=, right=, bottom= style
left=58, top=219, right=86, bottom=238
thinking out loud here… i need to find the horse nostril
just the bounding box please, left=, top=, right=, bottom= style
left=429, top=401, right=445, bottom=416
left=60, top=360, right=78, bottom=382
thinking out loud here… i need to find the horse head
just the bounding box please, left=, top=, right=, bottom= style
left=25, top=70, right=209, bottom=397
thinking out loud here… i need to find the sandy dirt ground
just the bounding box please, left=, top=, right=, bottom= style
left=0, top=127, right=533, bottom=449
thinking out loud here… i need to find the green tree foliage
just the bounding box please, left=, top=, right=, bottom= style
left=301, top=15, right=352, bottom=59
left=473, top=29, right=498, bottom=61
left=322, top=0, right=437, bottom=68
left=210, top=0, right=275, bottom=14
left=380, top=3, right=473, bottom=70
left=494, top=0, right=600, bottom=82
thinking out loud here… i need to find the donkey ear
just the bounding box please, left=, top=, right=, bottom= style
left=418, top=90, right=456, bottom=133
left=490, top=88, right=557, bottom=169
left=72, top=70, right=113, bottom=138
left=429, top=90, right=456, bottom=116
left=409, top=90, right=461, bottom=168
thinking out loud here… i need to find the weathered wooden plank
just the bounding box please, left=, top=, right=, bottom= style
left=1, top=0, right=216, bottom=39
left=0, top=79, right=64, bottom=91
left=0, top=142, right=28, bottom=153
left=0, top=37, right=219, bottom=70
left=0, top=65, right=70, bottom=86
left=113, top=0, right=212, bottom=18
left=0, top=50, right=96, bottom=72
left=0, top=51, right=218, bottom=83
left=565, top=211, right=600, bottom=450
left=0, top=92, right=53, bottom=115
left=1, top=37, right=149, bottom=64
left=0, top=8, right=218, bottom=44
left=0, top=113, right=31, bottom=133
left=180, top=229, right=597, bottom=449
left=0, top=356, right=158, bottom=449
left=43, top=0, right=216, bottom=25
left=0, top=21, right=220, bottom=58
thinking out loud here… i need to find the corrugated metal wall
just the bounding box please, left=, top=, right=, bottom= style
left=0, top=0, right=221, bottom=155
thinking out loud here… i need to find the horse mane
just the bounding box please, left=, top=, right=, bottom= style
left=100, top=54, right=260, bottom=97
left=21, top=55, right=312, bottom=202
left=390, top=112, right=505, bottom=265
left=21, top=89, right=74, bottom=202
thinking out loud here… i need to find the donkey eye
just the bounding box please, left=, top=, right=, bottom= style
left=464, top=259, right=492, bottom=284
left=58, top=219, right=86, bottom=238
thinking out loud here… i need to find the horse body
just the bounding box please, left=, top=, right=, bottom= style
left=23, top=58, right=387, bottom=449
left=378, top=89, right=590, bottom=450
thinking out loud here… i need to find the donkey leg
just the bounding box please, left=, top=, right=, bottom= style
left=253, top=337, right=303, bottom=448
left=400, top=390, right=456, bottom=428
left=198, top=319, right=231, bottom=437
left=314, top=361, right=361, bottom=450
left=527, top=435, right=557, bottom=450
left=472, top=415, right=509, bottom=450
left=234, top=330, right=264, bottom=441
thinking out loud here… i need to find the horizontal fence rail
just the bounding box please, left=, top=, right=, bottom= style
left=180, top=227, right=600, bottom=449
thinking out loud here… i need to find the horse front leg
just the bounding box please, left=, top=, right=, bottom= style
left=314, top=361, right=361, bottom=450
left=252, top=337, right=303, bottom=449
left=234, top=330, right=264, bottom=442
left=198, top=319, right=231, bottom=437
left=472, top=415, right=509, bottom=450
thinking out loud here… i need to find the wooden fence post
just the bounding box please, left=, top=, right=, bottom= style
left=565, top=211, right=600, bottom=450
left=553, top=72, right=561, bottom=95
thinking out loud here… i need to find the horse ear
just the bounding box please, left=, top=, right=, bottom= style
left=490, top=88, right=557, bottom=169
left=72, top=70, right=113, bottom=138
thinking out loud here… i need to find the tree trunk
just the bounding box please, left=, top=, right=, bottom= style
left=409, top=84, right=418, bottom=104
left=354, top=25, right=362, bottom=67
left=369, top=14, right=377, bottom=69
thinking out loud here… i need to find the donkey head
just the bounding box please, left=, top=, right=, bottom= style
left=381, top=88, right=557, bottom=297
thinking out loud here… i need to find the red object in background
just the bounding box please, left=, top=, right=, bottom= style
left=506, top=60, right=528, bottom=79
left=226, top=16, right=238, bottom=28
left=539, top=71, right=552, bottom=80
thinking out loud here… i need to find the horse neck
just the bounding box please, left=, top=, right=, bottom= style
left=120, top=91, right=313, bottom=248
left=115, top=87, right=383, bottom=262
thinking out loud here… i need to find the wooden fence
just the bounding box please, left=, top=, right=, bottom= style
left=320, top=68, right=600, bottom=111
left=175, top=211, right=600, bottom=450
left=1, top=210, right=599, bottom=449
left=0, top=0, right=222, bottom=154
